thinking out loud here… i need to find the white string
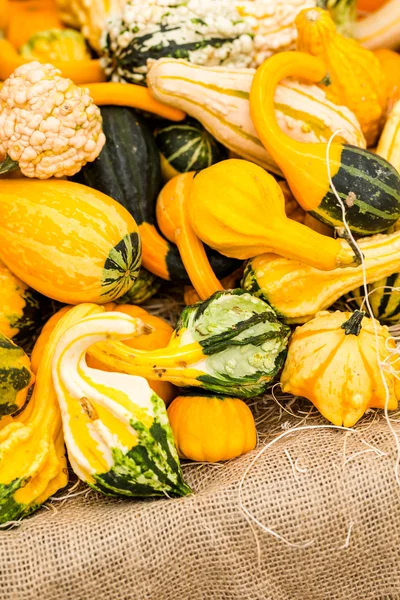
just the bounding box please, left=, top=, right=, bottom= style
left=326, top=130, right=400, bottom=484
left=238, top=424, right=357, bottom=549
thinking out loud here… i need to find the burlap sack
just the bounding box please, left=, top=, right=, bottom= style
left=1, top=403, right=400, bottom=600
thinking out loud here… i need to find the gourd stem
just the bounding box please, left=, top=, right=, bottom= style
left=250, top=52, right=329, bottom=169
left=341, top=310, right=365, bottom=335
left=0, top=155, right=19, bottom=175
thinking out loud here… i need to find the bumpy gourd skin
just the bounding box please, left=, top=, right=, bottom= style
left=281, top=310, right=400, bottom=427
left=0, top=62, right=105, bottom=178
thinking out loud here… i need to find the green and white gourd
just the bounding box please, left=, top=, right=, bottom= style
left=101, top=0, right=254, bottom=84
left=52, top=311, right=191, bottom=497
left=154, top=117, right=228, bottom=180
left=147, top=58, right=366, bottom=175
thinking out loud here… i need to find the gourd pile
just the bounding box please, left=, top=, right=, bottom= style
left=0, top=0, right=399, bottom=525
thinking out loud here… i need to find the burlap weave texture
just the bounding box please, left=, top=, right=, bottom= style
left=1, top=416, right=400, bottom=600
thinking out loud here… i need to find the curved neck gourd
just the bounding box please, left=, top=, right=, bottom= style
left=156, top=173, right=223, bottom=299
left=250, top=51, right=400, bottom=235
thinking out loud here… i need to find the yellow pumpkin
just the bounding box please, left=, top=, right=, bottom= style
left=32, top=304, right=176, bottom=405
left=167, top=395, right=257, bottom=462
left=281, top=310, right=400, bottom=427
left=296, top=7, right=387, bottom=146
left=374, top=49, right=400, bottom=111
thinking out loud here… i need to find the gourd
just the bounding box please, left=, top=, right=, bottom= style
left=52, top=310, right=191, bottom=497
left=295, top=7, right=387, bottom=146
left=0, top=303, right=101, bottom=524
left=345, top=274, right=400, bottom=326
left=147, top=58, right=366, bottom=176
left=0, top=178, right=141, bottom=304
left=154, top=118, right=228, bottom=182
left=0, top=333, right=34, bottom=418
left=102, top=0, right=255, bottom=85
left=183, top=267, right=244, bottom=306
left=354, top=0, right=400, bottom=50
left=374, top=49, right=400, bottom=110
left=188, top=159, right=357, bottom=272
left=74, top=106, right=239, bottom=283
left=357, top=0, right=388, bottom=12
left=0, top=259, right=42, bottom=345
left=0, top=0, right=9, bottom=33
left=167, top=394, right=257, bottom=462
left=31, top=304, right=176, bottom=405
left=241, top=229, right=400, bottom=323
left=55, top=0, right=128, bottom=51
left=20, top=28, right=91, bottom=62
left=250, top=51, right=400, bottom=236
left=156, top=173, right=223, bottom=300
left=88, top=289, right=291, bottom=399
left=235, top=0, right=356, bottom=60
left=116, top=268, right=160, bottom=305
left=377, top=100, right=400, bottom=172
left=0, top=39, right=105, bottom=85
left=7, top=0, right=64, bottom=50
left=281, top=310, right=400, bottom=427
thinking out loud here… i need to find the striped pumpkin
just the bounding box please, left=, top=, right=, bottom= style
left=154, top=118, right=228, bottom=181
left=147, top=58, right=366, bottom=176
left=346, top=274, right=400, bottom=325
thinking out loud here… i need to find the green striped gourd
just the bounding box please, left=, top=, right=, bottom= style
left=154, top=117, right=228, bottom=180
left=52, top=310, right=190, bottom=497
left=147, top=58, right=366, bottom=175
left=0, top=333, right=34, bottom=417
left=345, top=274, right=400, bottom=326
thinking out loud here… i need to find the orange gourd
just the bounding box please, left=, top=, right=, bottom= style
left=167, top=395, right=257, bottom=462
left=7, top=0, right=64, bottom=50
left=374, top=49, right=400, bottom=110
left=296, top=7, right=387, bottom=145
left=156, top=173, right=223, bottom=300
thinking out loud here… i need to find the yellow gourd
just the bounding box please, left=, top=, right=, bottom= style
left=187, top=159, right=357, bottom=272
left=241, top=229, right=400, bottom=323
left=295, top=7, right=387, bottom=146
left=281, top=310, right=400, bottom=427
left=250, top=51, right=400, bottom=236
left=374, top=49, right=400, bottom=111
left=7, top=0, right=64, bottom=50
left=167, top=395, right=257, bottom=462
left=377, top=99, right=400, bottom=172
left=0, top=303, right=102, bottom=524
left=0, top=179, right=141, bottom=305
left=156, top=173, right=223, bottom=300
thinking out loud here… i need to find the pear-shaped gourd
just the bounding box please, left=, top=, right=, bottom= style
left=0, top=179, right=141, bottom=304
left=187, top=159, right=357, bottom=271
left=281, top=310, right=400, bottom=427
left=250, top=51, right=400, bottom=236
left=52, top=311, right=190, bottom=497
